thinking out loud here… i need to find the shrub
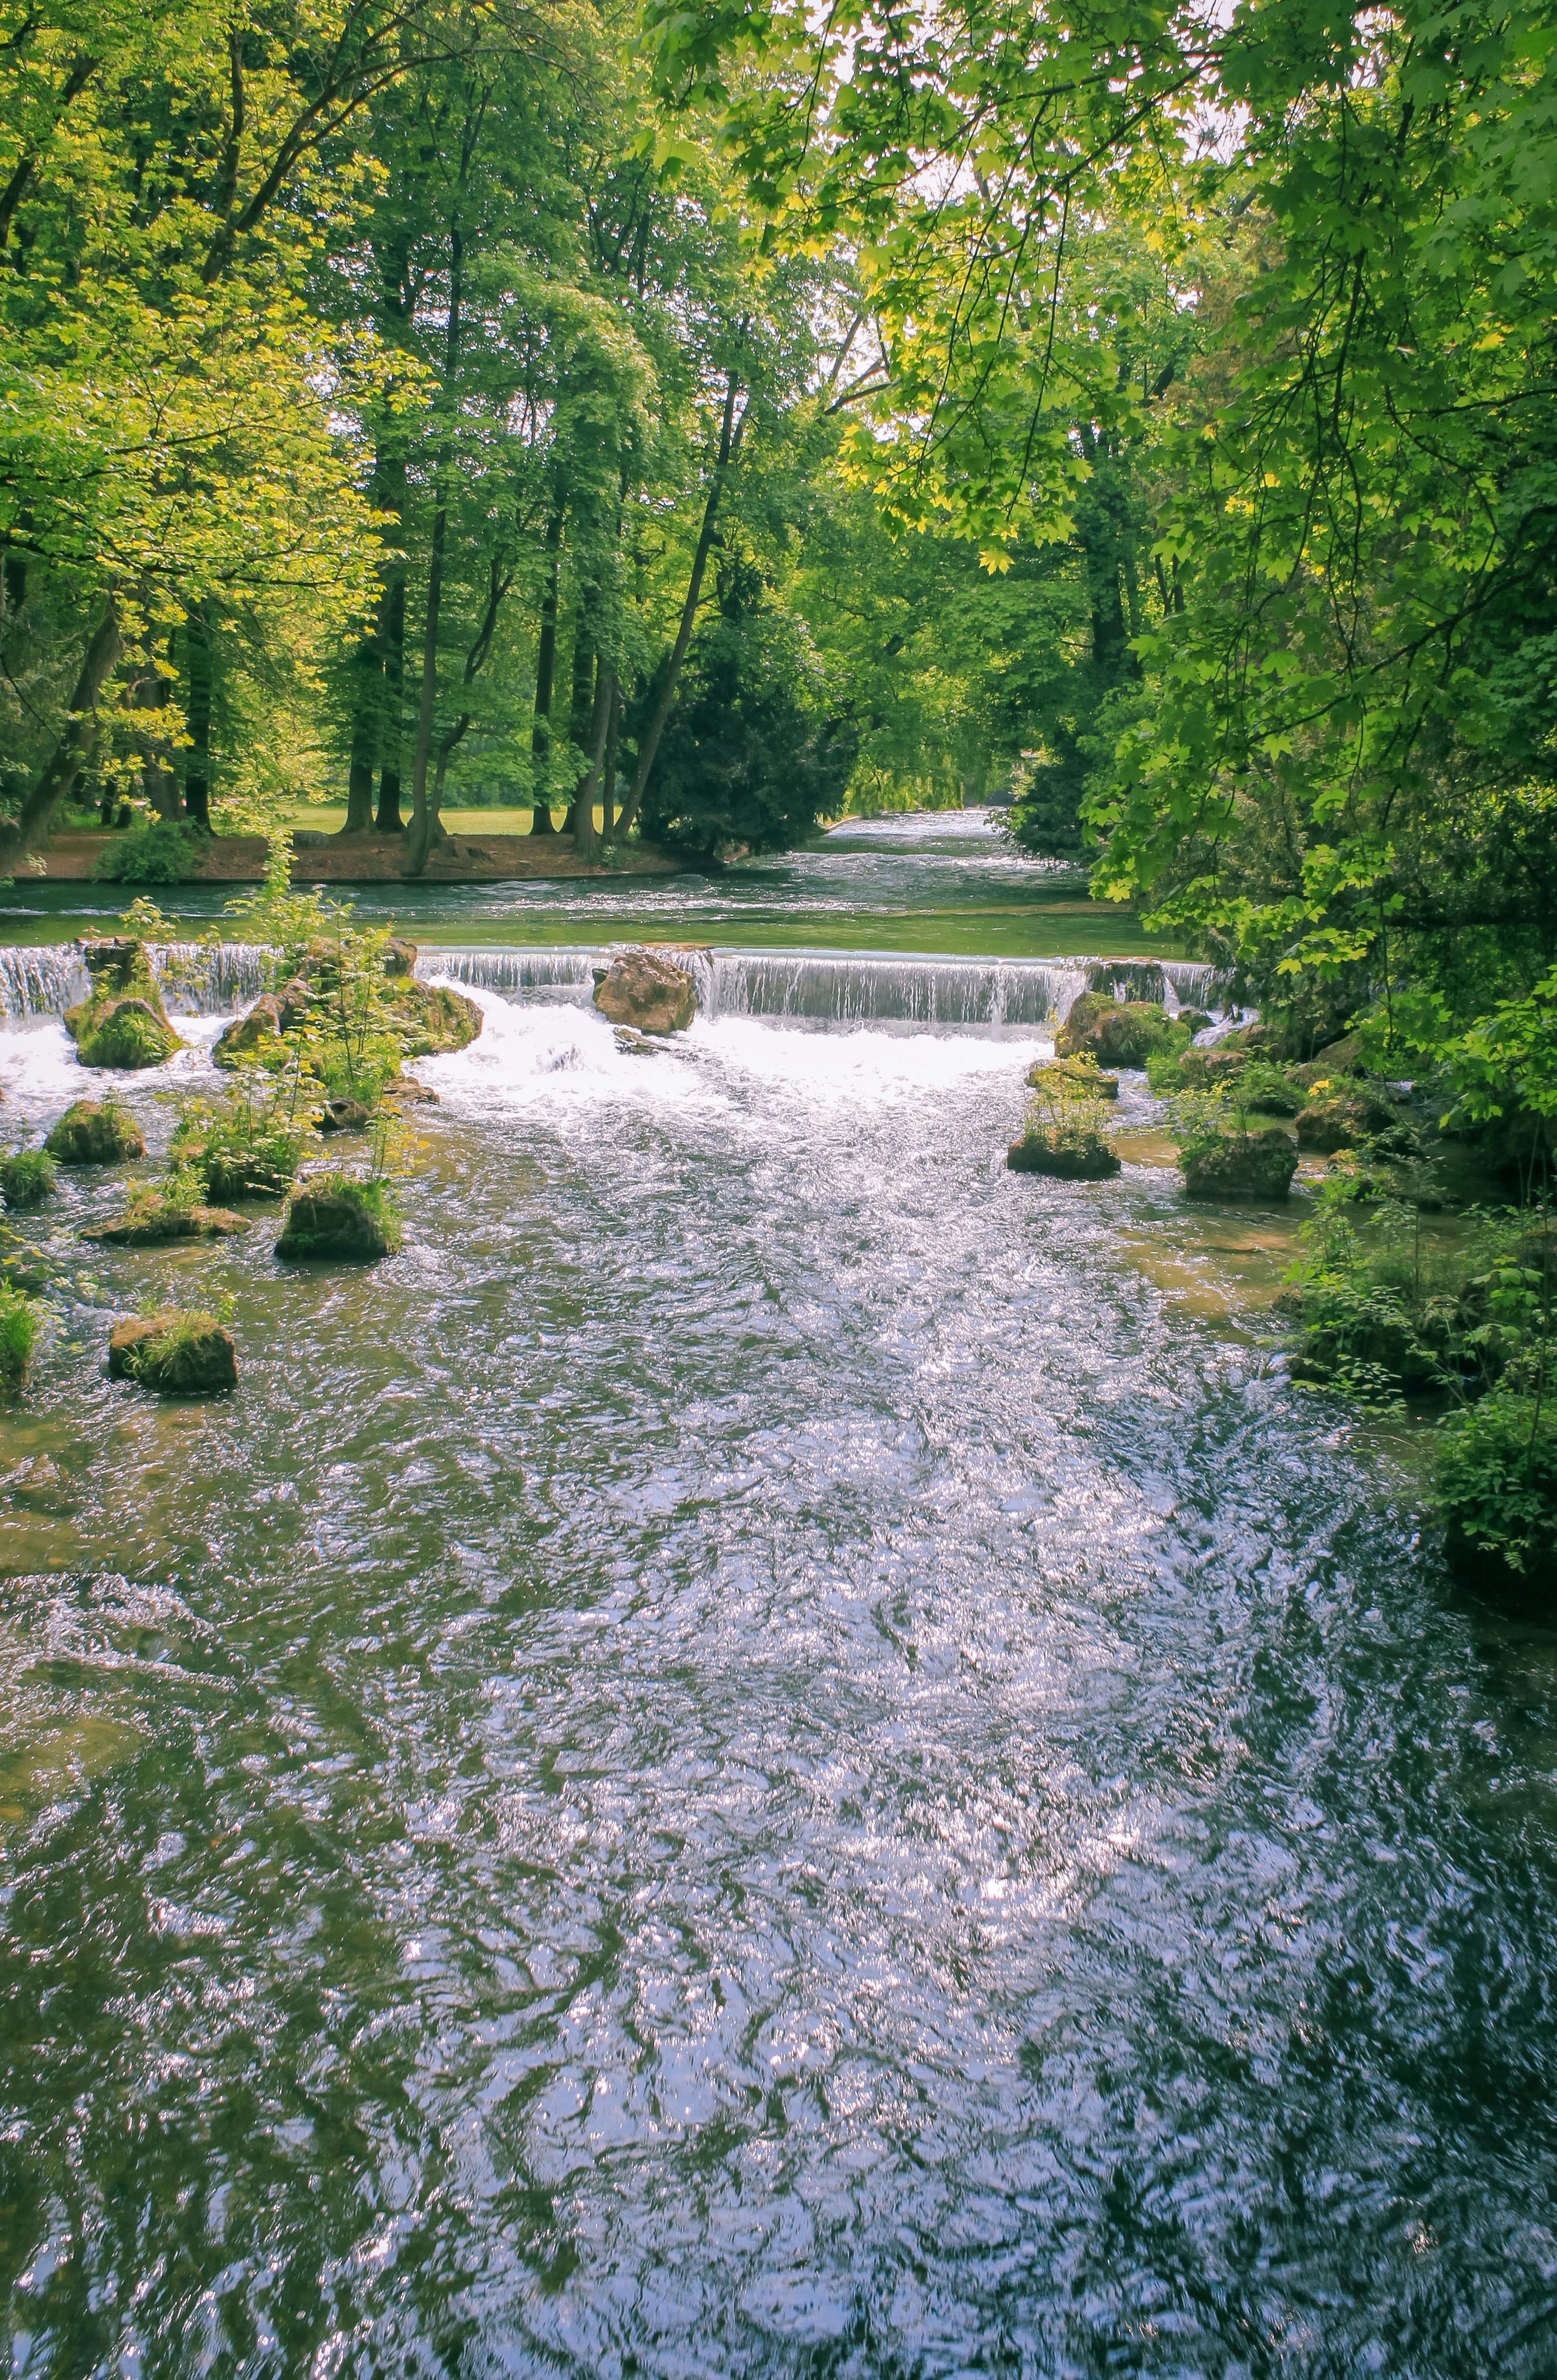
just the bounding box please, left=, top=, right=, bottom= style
left=1, top=1150, right=57, bottom=1210
left=0, top=1283, right=40, bottom=1386
left=1436, top=1391, right=1557, bottom=1583
left=92, top=820, right=203, bottom=885
left=173, top=1094, right=306, bottom=1203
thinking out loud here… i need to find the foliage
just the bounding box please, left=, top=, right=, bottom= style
left=1, top=1150, right=57, bottom=1211
left=172, top=1083, right=307, bottom=1203
left=0, top=1282, right=40, bottom=1386
left=1436, top=1392, right=1557, bottom=1582
left=93, top=822, right=203, bottom=885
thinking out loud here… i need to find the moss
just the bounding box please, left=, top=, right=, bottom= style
left=2, top=1151, right=57, bottom=1211
left=1008, top=1128, right=1122, bottom=1179
left=1181, top=1127, right=1298, bottom=1201
left=275, top=1173, right=401, bottom=1261
left=1058, top=994, right=1181, bottom=1070
left=108, top=1311, right=237, bottom=1393
left=44, top=1100, right=145, bottom=1165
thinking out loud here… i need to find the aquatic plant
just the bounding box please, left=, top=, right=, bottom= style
left=1, top=1149, right=57, bottom=1211
left=0, top=1282, right=39, bottom=1387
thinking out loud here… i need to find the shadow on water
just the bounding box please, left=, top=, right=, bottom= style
left=1, top=982, right=1556, bottom=2375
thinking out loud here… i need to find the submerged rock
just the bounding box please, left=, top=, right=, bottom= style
left=594, top=948, right=696, bottom=1036
left=108, top=1311, right=237, bottom=1393
left=212, top=995, right=282, bottom=1069
left=318, top=1096, right=374, bottom=1134
left=45, top=1099, right=146, bottom=1165
left=614, top=1027, right=665, bottom=1058
left=5, top=1452, right=69, bottom=1510
left=86, top=1201, right=248, bottom=1247
left=1008, top=1128, right=1122, bottom=1179
left=275, top=1177, right=400, bottom=1261
left=1181, top=1128, right=1298, bottom=1201
left=1024, top=1057, right=1119, bottom=1100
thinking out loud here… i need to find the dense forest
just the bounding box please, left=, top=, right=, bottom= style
left=1, top=0, right=1555, bottom=1114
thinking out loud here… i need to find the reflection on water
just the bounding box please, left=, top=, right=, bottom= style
left=0, top=809, right=1176, bottom=959
left=3, top=987, right=1557, bottom=2375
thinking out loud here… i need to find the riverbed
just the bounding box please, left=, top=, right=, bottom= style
left=2, top=817, right=1556, bottom=2377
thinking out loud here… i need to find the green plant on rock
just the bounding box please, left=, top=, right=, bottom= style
left=0, top=1283, right=40, bottom=1387
left=1008, top=1081, right=1121, bottom=1181
left=172, top=1074, right=309, bottom=1203
left=1, top=1150, right=57, bottom=1211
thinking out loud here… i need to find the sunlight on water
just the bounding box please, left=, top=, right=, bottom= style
left=1, top=945, right=1555, bottom=2377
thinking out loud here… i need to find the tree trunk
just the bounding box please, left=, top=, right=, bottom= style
left=601, top=677, right=621, bottom=836
left=573, top=665, right=612, bottom=862
left=133, top=649, right=182, bottom=821
left=375, top=446, right=408, bottom=834
left=614, top=374, right=744, bottom=842
left=529, top=503, right=563, bottom=833
left=184, top=606, right=213, bottom=829
left=0, top=598, right=121, bottom=871
left=403, top=491, right=448, bottom=878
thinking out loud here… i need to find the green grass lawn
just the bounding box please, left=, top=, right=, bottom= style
left=289, top=803, right=582, bottom=836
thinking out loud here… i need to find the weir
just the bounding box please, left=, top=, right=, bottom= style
left=432, top=946, right=1222, bottom=1028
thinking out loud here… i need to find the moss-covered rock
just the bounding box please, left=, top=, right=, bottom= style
left=1181, top=1128, right=1298, bottom=1201
left=1008, top=1128, right=1122, bottom=1180
left=593, top=949, right=696, bottom=1036
left=319, top=1094, right=374, bottom=1134
left=108, top=1311, right=237, bottom=1393
left=212, top=994, right=282, bottom=1070
left=2, top=1151, right=57, bottom=1211
left=1176, top=1008, right=1214, bottom=1038
left=1295, top=1087, right=1401, bottom=1154
left=275, top=1175, right=400, bottom=1260
left=388, top=978, right=482, bottom=1055
left=1057, top=993, right=1176, bottom=1068
left=64, top=940, right=181, bottom=1070
left=1025, top=1057, right=1120, bottom=1100
left=86, top=1199, right=248, bottom=1247
left=44, top=1099, right=145, bottom=1165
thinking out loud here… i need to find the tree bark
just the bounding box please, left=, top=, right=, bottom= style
left=184, top=605, right=213, bottom=829
left=0, top=598, right=121, bottom=872
left=614, top=374, right=744, bottom=842
left=375, top=446, right=408, bottom=833
left=529, top=503, right=564, bottom=833
left=404, top=215, right=465, bottom=879
left=601, top=677, right=621, bottom=836
left=573, top=666, right=612, bottom=861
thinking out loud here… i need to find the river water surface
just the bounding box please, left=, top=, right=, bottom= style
left=2, top=818, right=1556, bottom=2377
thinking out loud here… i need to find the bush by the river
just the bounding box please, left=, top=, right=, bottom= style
left=45, top=1099, right=145, bottom=1165
left=0, top=1283, right=39, bottom=1387
left=1437, top=1392, right=1557, bottom=1590
left=2, top=1150, right=57, bottom=1211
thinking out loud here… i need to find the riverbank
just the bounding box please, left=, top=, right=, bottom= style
left=33, top=828, right=682, bottom=885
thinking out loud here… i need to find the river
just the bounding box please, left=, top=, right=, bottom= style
left=2, top=813, right=1555, bottom=2376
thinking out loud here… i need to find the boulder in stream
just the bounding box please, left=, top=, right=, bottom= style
left=64, top=941, right=180, bottom=1070
left=1181, top=1128, right=1298, bottom=1201
left=1008, top=1127, right=1122, bottom=1180
left=108, top=1311, right=237, bottom=1393
left=212, top=995, right=282, bottom=1070
left=86, top=1199, right=249, bottom=1246
left=1295, top=1087, right=1401, bottom=1154
left=1057, top=993, right=1175, bottom=1069
left=593, top=948, right=696, bottom=1036
left=388, top=979, right=482, bottom=1055
left=45, top=1099, right=145, bottom=1165
left=1025, top=1057, right=1119, bottom=1100
left=275, top=1175, right=400, bottom=1261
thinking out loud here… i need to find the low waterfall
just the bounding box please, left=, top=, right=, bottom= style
left=428, top=945, right=1225, bottom=1031
left=426, top=949, right=599, bottom=999
left=0, top=939, right=270, bottom=1019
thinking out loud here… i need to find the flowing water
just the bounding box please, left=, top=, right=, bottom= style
left=0, top=811, right=1175, bottom=960
left=3, top=824, right=1557, bottom=2378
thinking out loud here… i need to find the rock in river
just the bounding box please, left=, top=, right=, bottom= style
left=212, top=995, right=282, bottom=1070
left=275, top=1177, right=400, bottom=1261
left=45, top=1099, right=146, bottom=1165
left=108, top=1312, right=237, bottom=1393
left=86, top=1200, right=248, bottom=1246
left=63, top=940, right=180, bottom=1070
left=1181, top=1128, right=1299, bottom=1201
left=593, top=948, right=696, bottom=1036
